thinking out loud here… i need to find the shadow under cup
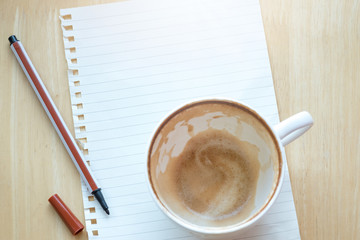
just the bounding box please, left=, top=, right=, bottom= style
left=147, top=100, right=283, bottom=233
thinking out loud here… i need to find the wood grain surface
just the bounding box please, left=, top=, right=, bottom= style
left=1, top=0, right=359, bottom=239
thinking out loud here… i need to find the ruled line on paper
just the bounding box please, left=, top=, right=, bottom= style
left=80, top=106, right=276, bottom=131
left=94, top=209, right=159, bottom=219
left=86, top=215, right=172, bottom=232
left=61, top=4, right=182, bottom=22
left=67, top=3, right=259, bottom=31
left=76, top=93, right=277, bottom=119
left=74, top=83, right=273, bottom=108
left=72, top=17, right=262, bottom=39
left=71, top=26, right=260, bottom=46
left=82, top=190, right=148, bottom=199
left=76, top=15, right=260, bottom=34
left=96, top=190, right=150, bottom=200
left=89, top=142, right=147, bottom=153
left=71, top=16, right=262, bottom=41
left=105, top=193, right=155, bottom=208
left=77, top=87, right=274, bottom=114
left=76, top=71, right=271, bottom=97
left=165, top=227, right=300, bottom=240
left=267, top=208, right=296, bottom=216
left=230, top=228, right=300, bottom=240
left=71, top=62, right=269, bottom=86
left=97, top=172, right=147, bottom=181
left=94, top=227, right=300, bottom=240
left=256, top=219, right=299, bottom=228
left=102, top=180, right=147, bottom=191
left=69, top=31, right=265, bottom=58
left=87, top=152, right=145, bottom=162
left=91, top=219, right=168, bottom=230
left=85, top=152, right=146, bottom=163
left=72, top=45, right=266, bottom=68
left=166, top=236, right=197, bottom=240
left=77, top=74, right=271, bottom=96
left=109, top=198, right=154, bottom=208
left=72, top=53, right=267, bottom=78
left=93, top=162, right=144, bottom=172
left=276, top=199, right=295, bottom=204
left=71, top=27, right=263, bottom=51
left=88, top=215, right=299, bottom=238
left=87, top=131, right=153, bottom=143
left=84, top=122, right=157, bottom=133
left=79, top=79, right=272, bottom=97
left=94, top=209, right=160, bottom=220
left=77, top=67, right=270, bottom=87
left=69, top=61, right=269, bottom=85
left=69, top=54, right=268, bottom=81
left=99, top=227, right=179, bottom=239
left=90, top=160, right=145, bottom=172
left=83, top=109, right=168, bottom=121
left=78, top=91, right=276, bottom=116
left=60, top=0, right=257, bottom=22
left=108, top=199, right=153, bottom=208
left=68, top=30, right=262, bottom=56
left=76, top=86, right=274, bottom=106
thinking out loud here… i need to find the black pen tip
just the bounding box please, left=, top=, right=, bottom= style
left=8, top=35, right=18, bottom=45
left=92, top=188, right=110, bottom=216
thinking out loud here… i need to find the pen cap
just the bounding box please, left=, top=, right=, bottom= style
left=48, top=194, right=84, bottom=235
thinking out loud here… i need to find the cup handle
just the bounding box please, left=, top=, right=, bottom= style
left=273, top=111, right=313, bottom=146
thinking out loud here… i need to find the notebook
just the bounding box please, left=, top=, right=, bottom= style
left=59, top=0, right=301, bottom=239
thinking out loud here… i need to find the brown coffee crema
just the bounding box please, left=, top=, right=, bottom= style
left=175, top=129, right=260, bottom=222
left=148, top=100, right=281, bottom=227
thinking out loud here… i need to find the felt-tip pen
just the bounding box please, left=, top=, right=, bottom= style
left=9, top=35, right=110, bottom=215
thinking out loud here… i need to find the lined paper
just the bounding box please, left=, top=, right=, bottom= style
left=60, top=0, right=300, bottom=239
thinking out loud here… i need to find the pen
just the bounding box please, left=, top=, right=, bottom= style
left=9, top=35, right=110, bottom=215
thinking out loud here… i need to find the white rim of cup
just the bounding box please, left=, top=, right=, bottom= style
left=146, top=98, right=285, bottom=235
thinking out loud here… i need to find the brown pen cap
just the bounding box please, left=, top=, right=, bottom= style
left=49, top=194, right=84, bottom=235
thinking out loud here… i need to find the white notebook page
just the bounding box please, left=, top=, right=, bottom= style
left=59, top=0, right=300, bottom=239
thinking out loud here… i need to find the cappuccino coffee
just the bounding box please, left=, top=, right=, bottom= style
left=148, top=100, right=281, bottom=228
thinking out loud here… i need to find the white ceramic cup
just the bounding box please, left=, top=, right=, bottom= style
left=146, top=99, right=313, bottom=239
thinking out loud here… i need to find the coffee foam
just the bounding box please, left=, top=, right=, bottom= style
left=174, top=129, right=260, bottom=222
left=148, top=101, right=281, bottom=228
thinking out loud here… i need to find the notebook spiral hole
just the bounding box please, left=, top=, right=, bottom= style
left=68, top=68, right=78, bottom=77
left=63, top=25, right=73, bottom=31
left=61, top=14, right=72, bottom=20
left=67, top=36, right=75, bottom=42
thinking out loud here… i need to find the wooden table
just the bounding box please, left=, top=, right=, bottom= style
left=1, top=0, right=359, bottom=239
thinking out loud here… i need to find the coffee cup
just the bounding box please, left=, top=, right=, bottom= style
left=146, top=99, right=313, bottom=239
